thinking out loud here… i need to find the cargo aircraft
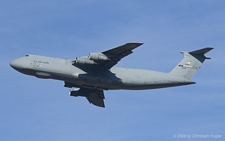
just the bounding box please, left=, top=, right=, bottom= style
left=10, top=43, right=213, bottom=107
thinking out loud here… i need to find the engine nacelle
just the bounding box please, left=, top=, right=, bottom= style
left=64, top=81, right=80, bottom=88
left=69, top=90, right=87, bottom=97
left=69, top=90, right=79, bottom=97
left=88, top=53, right=109, bottom=61
left=75, top=57, right=96, bottom=65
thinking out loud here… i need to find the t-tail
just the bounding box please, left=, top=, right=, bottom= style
left=170, top=47, right=213, bottom=80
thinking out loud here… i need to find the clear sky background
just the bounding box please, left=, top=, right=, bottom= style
left=1, top=1, right=225, bottom=141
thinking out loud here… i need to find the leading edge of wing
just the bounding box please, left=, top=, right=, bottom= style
left=102, top=42, right=143, bottom=54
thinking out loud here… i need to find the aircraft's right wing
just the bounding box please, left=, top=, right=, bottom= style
left=99, top=43, right=143, bottom=69
left=74, top=43, right=143, bottom=69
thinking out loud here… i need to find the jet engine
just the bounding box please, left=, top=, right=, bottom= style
left=64, top=81, right=80, bottom=88
left=88, top=53, right=109, bottom=61
left=69, top=90, right=79, bottom=97
left=69, top=89, right=86, bottom=97
left=75, top=57, right=96, bottom=65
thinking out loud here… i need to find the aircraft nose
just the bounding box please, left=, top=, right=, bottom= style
left=10, top=59, right=19, bottom=69
left=10, top=59, right=25, bottom=70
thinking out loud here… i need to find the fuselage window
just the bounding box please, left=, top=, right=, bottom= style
left=25, top=55, right=29, bottom=57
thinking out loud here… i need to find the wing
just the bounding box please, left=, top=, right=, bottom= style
left=70, top=88, right=105, bottom=107
left=74, top=43, right=143, bottom=69
left=100, top=42, right=143, bottom=68
left=86, top=89, right=105, bottom=108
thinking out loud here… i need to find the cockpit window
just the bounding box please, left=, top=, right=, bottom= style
left=25, top=55, right=29, bottom=57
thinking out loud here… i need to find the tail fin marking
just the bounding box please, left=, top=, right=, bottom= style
left=170, top=47, right=213, bottom=80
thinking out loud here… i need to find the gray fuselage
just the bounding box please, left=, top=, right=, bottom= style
left=10, top=54, right=195, bottom=90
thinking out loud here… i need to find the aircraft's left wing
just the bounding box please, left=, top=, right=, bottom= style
left=70, top=88, right=105, bottom=107
left=74, top=43, right=143, bottom=69
left=86, top=89, right=105, bottom=107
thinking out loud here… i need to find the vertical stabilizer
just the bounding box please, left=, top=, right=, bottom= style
left=170, top=47, right=213, bottom=80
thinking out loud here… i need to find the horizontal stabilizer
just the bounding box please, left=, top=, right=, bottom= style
left=189, top=47, right=213, bottom=55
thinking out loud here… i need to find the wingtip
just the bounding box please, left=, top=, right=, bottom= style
left=207, top=47, right=214, bottom=50
left=137, top=42, right=144, bottom=45
left=126, top=42, right=144, bottom=45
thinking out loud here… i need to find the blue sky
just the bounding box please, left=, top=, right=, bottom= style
left=1, top=0, right=225, bottom=140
